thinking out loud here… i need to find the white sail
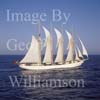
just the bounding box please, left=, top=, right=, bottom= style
left=76, top=46, right=83, bottom=59
left=75, top=47, right=81, bottom=61
left=20, top=35, right=41, bottom=64
left=54, top=28, right=64, bottom=64
left=79, top=38, right=88, bottom=58
left=65, top=31, right=75, bottom=62
left=43, top=26, right=53, bottom=64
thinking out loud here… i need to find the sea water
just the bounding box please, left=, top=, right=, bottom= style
left=0, top=55, right=100, bottom=100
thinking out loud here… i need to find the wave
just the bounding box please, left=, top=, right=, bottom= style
left=0, top=68, right=21, bottom=72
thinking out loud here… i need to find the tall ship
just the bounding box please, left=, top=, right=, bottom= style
left=18, top=26, right=88, bottom=70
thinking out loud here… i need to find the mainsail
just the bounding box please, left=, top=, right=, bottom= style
left=43, top=26, right=53, bottom=64
left=54, top=28, right=64, bottom=64
left=65, top=31, right=75, bottom=63
left=20, top=35, right=41, bottom=64
left=79, top=38, right=88, bottom=58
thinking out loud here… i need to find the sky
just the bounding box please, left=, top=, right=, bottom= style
left=0, top=0, right=100, bottom=55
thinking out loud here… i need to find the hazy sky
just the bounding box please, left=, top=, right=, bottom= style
left=0, top=0, right=100, bottom=55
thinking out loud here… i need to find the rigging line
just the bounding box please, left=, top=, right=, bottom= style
left=38, top=19, right=41, bottom=36
left=50, top=22, right=53, bottom=35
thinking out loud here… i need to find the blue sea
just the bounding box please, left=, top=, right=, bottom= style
left=0, top=55, right=100, bottom=100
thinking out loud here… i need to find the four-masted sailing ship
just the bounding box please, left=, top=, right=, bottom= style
left=19, top=26, right=88, bottom=70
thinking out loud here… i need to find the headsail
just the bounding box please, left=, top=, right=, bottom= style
left=75, top=48, right=80, bottom=61
left=43, top=26, right=53, bottom=64
left=79, top=37, right=88, bottom=58
left=65, top=31, right=75, bottom=63
left=75, top=46, right=82, bottom=61
left=76, top=46, right=83, bottom=59
left=20, top=35, right=41, bottom=64
left=54, top=28, right=64, bottom=64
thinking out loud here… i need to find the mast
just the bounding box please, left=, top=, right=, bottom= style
left=54, top=28, right=64, bottom=64
left=43, top=26, right=53, bottom=64
left=37, top=20, right=42, bottom=63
